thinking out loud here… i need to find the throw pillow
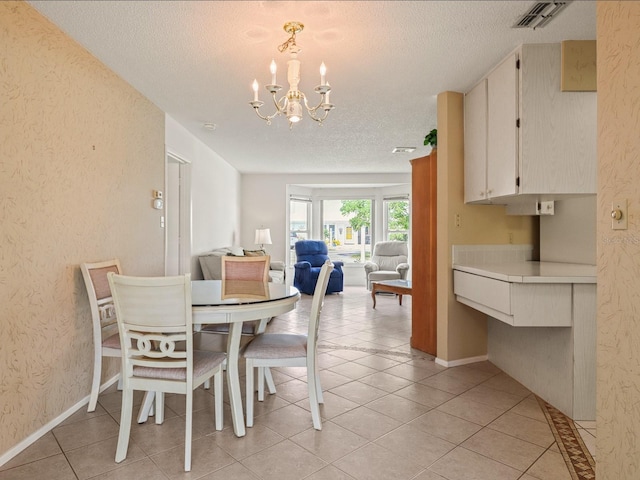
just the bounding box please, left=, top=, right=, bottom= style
left=229, top=246, right=245, bottom=256
left=244, top=249, right=267, bottom=257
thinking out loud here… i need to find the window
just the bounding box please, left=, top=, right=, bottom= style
left=290, top=197, right=311, bottom=264
left=384, top=197, right=410, bottom=241
left=322, top=199, right=372, bottom=264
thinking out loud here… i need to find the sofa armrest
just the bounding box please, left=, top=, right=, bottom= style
left=332, top=261, right=345, bottom=271
left=294, top=261, right=311, bottom=271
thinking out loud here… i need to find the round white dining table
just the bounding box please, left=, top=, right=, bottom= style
left=192, top=280, right=300, bottom=437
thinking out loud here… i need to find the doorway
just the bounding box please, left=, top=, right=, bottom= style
left=165, top=151, right=191, bottom=275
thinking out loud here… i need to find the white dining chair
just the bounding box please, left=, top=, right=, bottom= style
left=108, top=272, right=225, bottom=472
left=80, top=259, right=123, bottom=412
left=243, top=260, right=334, bottom=430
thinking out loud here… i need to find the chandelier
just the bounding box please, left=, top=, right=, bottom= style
left=250, top=21, right=334, bottom=128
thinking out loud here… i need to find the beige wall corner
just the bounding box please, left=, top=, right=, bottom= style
left=596, top=2, right=640, bottom=479
left=435, top=91, right=537, bottom=362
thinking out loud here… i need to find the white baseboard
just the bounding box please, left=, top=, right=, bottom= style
left=435, top=354, right=489, bottom=368
left=0, top=375, right=119, bottom=468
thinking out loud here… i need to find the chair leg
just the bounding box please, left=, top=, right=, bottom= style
left=155, top=392, right=165, bottom=425
left=214, top=370, right=223, bottom=431
left=315, top=370, right=324, bottom=404
left=204, top=379, right=210, bottom=389
left=115, top=387, right=134, bottom=463
left=265, top=367, right=277, bottom=395
left=245, top=360, right=254, bottom=427
left=184, top=390, right=192, bottom=472
left=88, top=352, right=102, bottom=412
left=137, top=391, right=155, bottom=423
left=257, top=366, right=265, bottom=401
left=307, top=370, right=322, bottom=430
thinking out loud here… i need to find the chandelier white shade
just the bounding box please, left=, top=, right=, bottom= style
left=250, top=22, right=334, bottom=128
left=254, top=228, right=272, bottom=249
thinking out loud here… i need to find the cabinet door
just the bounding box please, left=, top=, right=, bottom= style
left=464, top=79, right=488, bottom=203
left=487, top=53, right=518, bottom=199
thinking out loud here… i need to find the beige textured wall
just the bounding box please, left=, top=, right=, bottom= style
left=0, top=2, right=165, bottom=456
left=596, top=2, right=640, bottom=478
left=436, top=91, right=537, bottom=362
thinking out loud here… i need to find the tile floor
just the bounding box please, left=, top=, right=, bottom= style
left=0, top=286, right=595, bottom=480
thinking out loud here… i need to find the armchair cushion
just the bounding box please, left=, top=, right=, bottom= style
left=293, top=240, right=344, bottom=295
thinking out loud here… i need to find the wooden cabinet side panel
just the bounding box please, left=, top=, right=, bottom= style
left=464, top=80, right=488, bottom=203
left=410, top=154, right=437, bottom=355
left=487, top=53, right=519, bottom=198
left=520, top=44, right=597, bottom=194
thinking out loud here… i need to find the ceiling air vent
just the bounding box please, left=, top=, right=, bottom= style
left=513, top=1, right=571, bottom=29
left=392, top=147, right=416, bottom=154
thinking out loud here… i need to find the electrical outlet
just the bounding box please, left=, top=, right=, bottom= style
left=611, top=198, right=628, bottom=230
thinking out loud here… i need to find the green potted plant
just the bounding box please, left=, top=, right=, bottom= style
left=424, top=128, right=437, bottom=150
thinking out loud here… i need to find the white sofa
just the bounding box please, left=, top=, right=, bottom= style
left=198, top=246, right=286, bottom=283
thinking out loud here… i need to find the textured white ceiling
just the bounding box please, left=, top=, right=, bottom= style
left=28, top=1, right=596, bottom=174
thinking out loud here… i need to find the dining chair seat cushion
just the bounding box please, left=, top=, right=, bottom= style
left=243, top=333, right=308, bottom=359
left=132, top=351, right=226, bottom=381
left=102, top=332, right=120, bottom=349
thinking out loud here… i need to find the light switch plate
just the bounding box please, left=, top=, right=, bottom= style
left=612, top=198, right=628, bottom=230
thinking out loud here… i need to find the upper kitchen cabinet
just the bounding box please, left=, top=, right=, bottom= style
left=464, top=43, right=597, bottom=205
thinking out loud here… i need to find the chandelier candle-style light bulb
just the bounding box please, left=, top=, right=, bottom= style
left=249, top=21, right=335, bottom=128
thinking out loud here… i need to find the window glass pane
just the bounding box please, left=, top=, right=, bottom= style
left=322, top=199, right=372, bottom=264
left=385, top=199, right=409, bottom=242
left=290, top=199, right=310, bottom=264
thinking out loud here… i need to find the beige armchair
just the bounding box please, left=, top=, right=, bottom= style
left=364, top=241, right=410, bottom=290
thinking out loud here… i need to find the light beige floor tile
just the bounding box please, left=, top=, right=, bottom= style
left=436, top=365, right=497, bottom=386
left=481, top=372, right=531, bottom=397
left=241, top=439, right=327, bottom=480
left=0, top=432, right=61, bottom=471
left=466, top=361, right=503, bottom=375
left=328, top=362, right=379, bottom=380
left=412, top=470, right=448, bottom=480
left=436, top=395, right=507, bottom=426
left=252, top=403, right=319, bottom=437
left=295, top=390, right=360, bottom=420
left=459, top=384, right=524, bottom=410
left=212, top=424, right=284, bottom=461
left=374, top=424, right=456, bottom=468
left=150, top=435, right=234, bottom=479
left=575, top=420, right=596, bottom=430
left=578, top=428, right=597, bottom=457
left=0, top=454, right=77, bottom=480
left=317, top=369, right=354, bottom=390
left=128, top=415, right=204, bottom=456
left=365, top=394, right=431, bottom=423
left=249, top=392, right=290, bottom=419
left=334, top=442, right=424, bottom=480
left=358, top=371, right=413, bottom=393
left=461, top=427, right=546, bottom=471
left=198, top=461, right=261, bottom=480
left=429, top=446, right=522, bottom=480
left=59, top=403, right=109, bottom=427
left=64, top=435, right=146, bottom=480
left=383, top=363, right=439, bottom=382
left=488, top=411, right=555, bottom=448
left=330, top=380, right=388, bottom=404
left=290, top=421, right=368, bottom=462
left=326, top=349, right=370, bottom=361
left=331, top=406, right=402, bottom=441
left=305, top=464, right=357, bottom=480
left=52, top=414, right=120, bottom=452
left=510, top=395, right=548, bottom=423
left=525, top=449, right=573, bottom=480
left=90, top=457, right=169, bottom=479
left=261, top=378, right=311, bottom=404
left=353, top=354, right=401, bottom=370
left=409, top=410, right=482, bottom=444
left=394, top=383, right=456, bottom=409
left=419, top=372, right=476, bottom=395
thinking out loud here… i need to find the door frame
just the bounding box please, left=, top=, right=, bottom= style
left=165, top=150, right=192, bottom=275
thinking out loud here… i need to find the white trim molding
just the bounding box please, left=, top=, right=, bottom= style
left=435, top=354, right=489, bottom=368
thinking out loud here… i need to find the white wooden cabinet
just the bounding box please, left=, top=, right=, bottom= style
left=464, top=44, right=596, bottom=205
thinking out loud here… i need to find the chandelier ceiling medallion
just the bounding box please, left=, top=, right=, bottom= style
left=250, top=21, right=334, bottom=128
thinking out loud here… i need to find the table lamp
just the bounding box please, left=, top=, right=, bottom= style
left=254, top=228, right=272, bottom=250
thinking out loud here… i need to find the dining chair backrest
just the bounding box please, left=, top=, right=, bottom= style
left=107, top=272, right=195, bottom=390
left=307, top=260, right=334, bottom=357
left=221, top=255, right=270, bottom=282
left=80, top=259, right=122, bottom=412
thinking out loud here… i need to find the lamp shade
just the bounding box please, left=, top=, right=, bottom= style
left=254, top=228, right=272, bottom=246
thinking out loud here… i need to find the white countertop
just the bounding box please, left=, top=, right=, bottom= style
left=453, top=261, right=597, bottom=284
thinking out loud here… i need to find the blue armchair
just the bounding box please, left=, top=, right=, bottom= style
left=294, top=240, right=344, bottom=295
